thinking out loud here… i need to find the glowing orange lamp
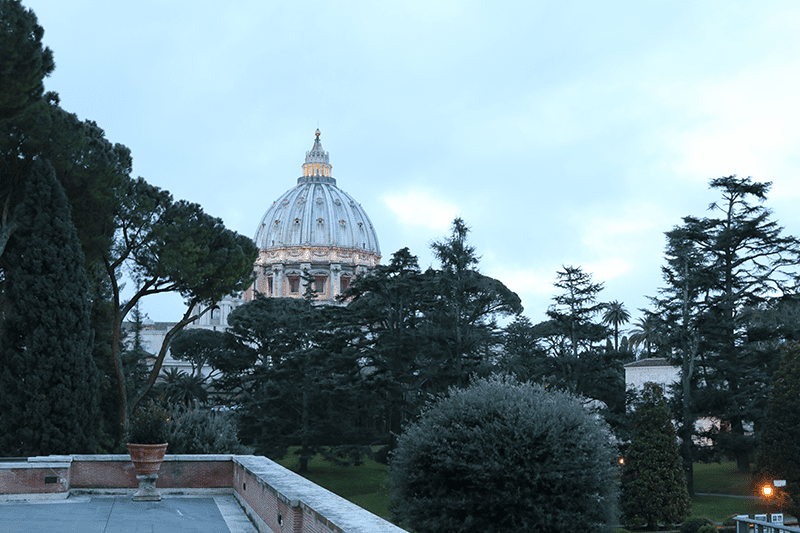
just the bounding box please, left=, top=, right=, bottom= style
left=763, top=485, right=773, bottom=516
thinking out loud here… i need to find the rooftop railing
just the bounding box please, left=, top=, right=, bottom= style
left=734, top=514, right=800, bottom=533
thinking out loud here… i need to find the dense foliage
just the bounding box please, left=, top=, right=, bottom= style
left=202, top=221, right=523, bottom=470
left=496, top=266, right=629, bottom=432
left=126, top=401, right=168, bottom=444
left=0, top=160, right=99, bottom=456
left=680, top=517, right=716, bottom=533
left=165, top=407, right=248, bottom=454
left=652, top=175, right=800, bottom=474
left=389, top=377, right=618, bottom=533
left=213, top=295, right=373, bottom=471
left=757, top=342, right=800, bottom=517
left=104, top=177, right=259, bottom=437
left=621, top=383, right=690, bottom=530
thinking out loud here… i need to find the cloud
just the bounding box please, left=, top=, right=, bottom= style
left=482, top=264, right=556, bottom=320
left=382, top=189, right=460, bottom=233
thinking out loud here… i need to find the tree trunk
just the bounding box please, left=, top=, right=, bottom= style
left=680, top=431, right=695, bottom=496
left=299, top=387, right=309, bottom=473
left=732, top=417, right=750, bottom=472
left=105, top=257, right=128, bottom=444
left=130, top=302, right=204, bottom=413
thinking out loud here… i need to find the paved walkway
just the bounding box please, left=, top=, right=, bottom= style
left=0, top=494, right=258, bottom=532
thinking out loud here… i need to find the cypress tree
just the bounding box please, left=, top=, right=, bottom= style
left=0, top=159, right=98, bottom=456
left=621, top=383, right=690, bottom=530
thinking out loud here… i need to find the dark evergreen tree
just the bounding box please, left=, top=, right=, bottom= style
left=519, top=266, right=626, bottom=430
left=498, top=315, right=548, bottom=381
left=0, top=159, right=98, bottom=455
left=1, top=2, right=133, bottom=451
left=652, top=223, right=716, bottom=494
left=169, top=328, right=226, bottom=379
left=121, top=299, right=152, bottom=404
left=0, top=0, right=53, bottom=121
left=653, top=176, right=800, bottom=472
left=547, top=265, right=607, bottom=357
left=425, top=218, right=522, bottom=389
left=0, top=0, right=54, bottom=259
left=621, top=383, right=690, bottom=530
left=213, top=295, right=374, bottom=472
left=341, top=247, right=431, bottom=440
left=756, top=342, right=800, bottom=518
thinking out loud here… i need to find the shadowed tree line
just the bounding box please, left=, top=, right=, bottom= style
left=0, top=0, right=256, bottom=455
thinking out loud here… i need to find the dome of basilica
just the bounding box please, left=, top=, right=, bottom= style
left=246, top=130, right=381, bottom=304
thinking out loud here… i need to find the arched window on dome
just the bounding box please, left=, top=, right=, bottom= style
left=210, top=306, right=221, bottom=325
left=339, top=275, right=350, bottom=294
left=267, top=276, right=273, bottom=296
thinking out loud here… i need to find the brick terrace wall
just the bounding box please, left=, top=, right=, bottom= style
left=68, top=455, right=233, bottom=489
left=0, top=458, right=71, bottom=496
left=0, top=455, right=234, bottom=495
left=0, top=455, right=405, bottom=533
left=233, top=456, right=405, bottom=533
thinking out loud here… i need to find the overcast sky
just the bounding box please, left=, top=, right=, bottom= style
left=23, top=0, right=800, bottom=330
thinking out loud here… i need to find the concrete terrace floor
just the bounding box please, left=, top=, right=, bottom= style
left=0, top=494, right=258, bottom=533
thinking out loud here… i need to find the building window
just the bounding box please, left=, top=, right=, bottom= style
left=314, top=276, right=326, bottom=293
left=340, top=276, right=350, bottom=293
left=267, top=276, right=273, bottom=296
left=289, top=277, right=300, bottom=293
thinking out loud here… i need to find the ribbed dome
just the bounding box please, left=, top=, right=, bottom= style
left=254, top=130, right=381, bottom=256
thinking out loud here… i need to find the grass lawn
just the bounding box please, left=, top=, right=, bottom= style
left=690, top=462, right=788, bottom=525
left=275, top=455, right=778, bottom=527
left=276, top=451, right=392, bottom=520
left=693, top=461, right=755, bottom=496
left=691, top=494, right=762, bottom=520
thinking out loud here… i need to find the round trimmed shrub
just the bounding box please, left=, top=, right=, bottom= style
left=389, top=376, right=618, bottom=533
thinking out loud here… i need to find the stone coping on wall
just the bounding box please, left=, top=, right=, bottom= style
left=24, top=454, right=237, bottom=462
left=0, top=460, right=72, bottom=468
left=233, top=455, right=405, bottom=533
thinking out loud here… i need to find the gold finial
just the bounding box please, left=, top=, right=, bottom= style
left=315, top=128, right=321, bottom=140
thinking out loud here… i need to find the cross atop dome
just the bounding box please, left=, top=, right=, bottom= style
left=301, top=129, right=334, bottom=183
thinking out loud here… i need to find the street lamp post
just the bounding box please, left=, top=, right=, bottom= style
left=763, top=485, right=773, bottom=518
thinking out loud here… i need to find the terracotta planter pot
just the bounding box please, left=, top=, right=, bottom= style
left=126, top=443, right=168, bottom=476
